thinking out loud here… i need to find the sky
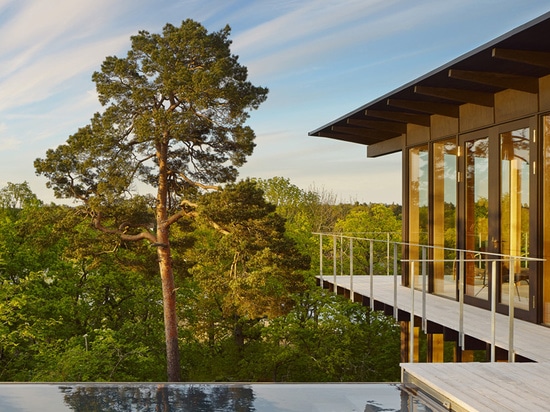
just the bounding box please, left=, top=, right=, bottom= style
left=1, top=0, right=550, bottom=205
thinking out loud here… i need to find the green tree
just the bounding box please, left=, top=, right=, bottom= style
left=178, top=180, right=309, bottom=380
left=242, top=289, right=400, bottom=382
left=0, top=191, right=167, bottom=381
left=333, top=203, right=402, bottom=276
left=193, top=180, right=309, bottom=320
left=0, top=181, right=41, bottom=210
left=35, top=20, right=268, bottom=381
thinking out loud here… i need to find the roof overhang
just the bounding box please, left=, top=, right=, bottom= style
left=309, top=11, right=550, bottom=156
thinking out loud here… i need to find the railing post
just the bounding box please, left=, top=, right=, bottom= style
left=458, top=250, right=464, bottom=350
left=410, top=261, right=415, bottom=363
left=387, top=232, right=390, bottom=276
left=319, top=234, right=323, bottom=284
left=370, top=239, right=374, bottom=311
left=393, top=243, right=398, bottom=319
left=422, top=246, right=427, bottom=333
left=333, top=234, right=337, bottom=293
left=491, top=260, right=497, bottom=362
left=340, top=233, right=343, bottom=277
left=349, top=237, right=354, bottom=302
left=508, top=257, right=515, bottom=362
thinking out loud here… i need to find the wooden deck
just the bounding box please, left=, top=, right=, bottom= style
left=321, top=275, right=550, bottom=362
left=321, top=275, right=550, bottom=411
left=402, top=362, right=550, bottom=412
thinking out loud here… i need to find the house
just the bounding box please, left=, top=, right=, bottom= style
left=309, top=11, right=550, bottom=364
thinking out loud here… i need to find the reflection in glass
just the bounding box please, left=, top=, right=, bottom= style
left=433, top=139, right=457, bottom=298
left=408, top=145, right=429, bottom=289
left=465, top=137, right=489, bottom=299
left=500, top=128, right=530, bottom=311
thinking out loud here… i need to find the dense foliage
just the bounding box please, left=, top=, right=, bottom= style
left=0, top=180, right=402, bottom=382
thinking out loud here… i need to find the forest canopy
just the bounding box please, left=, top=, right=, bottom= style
left=0, top=180, right=401, bottom=382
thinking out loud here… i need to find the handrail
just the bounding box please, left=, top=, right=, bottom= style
left=315, top=232, right=545, bottom=364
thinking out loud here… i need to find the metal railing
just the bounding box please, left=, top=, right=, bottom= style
left=315, top=232, right=545, bottom=363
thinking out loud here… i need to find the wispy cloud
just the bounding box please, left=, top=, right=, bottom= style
left=0, top=34, right=129, bottom=112
left=0, top=0, right=137, bottom=112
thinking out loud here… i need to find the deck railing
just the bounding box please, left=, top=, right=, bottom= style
left=315, top=232, right=545, bottom=363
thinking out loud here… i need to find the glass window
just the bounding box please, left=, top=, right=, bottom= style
left=433, top=139, right=457, bottom=298
left=408, top=145, right=429, bottom=288
left=464, top=137, right=489, bottom=299
left=500, top=128, right=530, bottom=311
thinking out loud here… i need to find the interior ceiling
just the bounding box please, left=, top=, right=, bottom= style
left=309, top=12, right=550, bottom=147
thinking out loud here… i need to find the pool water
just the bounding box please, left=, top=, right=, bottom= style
left=0, top=383, right=433, bottom=411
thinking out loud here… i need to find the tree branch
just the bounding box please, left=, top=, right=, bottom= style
left=92, top=213, right=157, bottom=243
left=178, top=172, right=220, bottom=191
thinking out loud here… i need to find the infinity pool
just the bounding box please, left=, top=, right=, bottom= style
left=0, top=383, right=433, bottom=411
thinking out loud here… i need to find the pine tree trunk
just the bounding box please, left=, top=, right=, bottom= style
left=156, top=137, right=181, bottom=382
left=158, top=242, right=181, bottom=382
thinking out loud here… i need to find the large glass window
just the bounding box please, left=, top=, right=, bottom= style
left=464, top=137, right=489, bottom=299
left=433, top=139, right=457, bottom=298
left=409, top=145, right=429, bottom=288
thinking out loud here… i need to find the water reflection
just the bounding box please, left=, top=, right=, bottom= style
left=60, top=384, right=255, bottom=412
left=0, top=383, right=433, bottom=412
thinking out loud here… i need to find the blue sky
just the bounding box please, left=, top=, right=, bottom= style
left=1, top=0, right=549, bottom=204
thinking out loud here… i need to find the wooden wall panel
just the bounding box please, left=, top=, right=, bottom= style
left=459, top=103, right=494, bottom=132
left=540, top=75, right=550, bottom=112
left=406, top=124, right=430, bottom=146
left=431, top=115, right=458, bottom=139
left=367, top=135, right=404, bottom=157
left=495, top=89, right=538, bottom=122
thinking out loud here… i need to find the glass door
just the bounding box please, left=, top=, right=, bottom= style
left=461, top=120, right=536, bottom=320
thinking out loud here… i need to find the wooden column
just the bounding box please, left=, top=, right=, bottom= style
left=461, top=350, right=475, bottom=362
left=400, top=321, right=420, bottom=363
left=427, top=333, right=445, bottom=363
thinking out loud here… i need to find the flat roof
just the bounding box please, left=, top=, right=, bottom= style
left=309, top=11, right=550, bottom=147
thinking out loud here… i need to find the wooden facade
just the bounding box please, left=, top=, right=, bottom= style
left=310, top=12, right=550, bottom=329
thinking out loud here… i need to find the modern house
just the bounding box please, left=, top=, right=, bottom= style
left=309, top=11, right=550, bottom=367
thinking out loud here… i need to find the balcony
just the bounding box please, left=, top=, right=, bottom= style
left=315, top=232, right=548, bottom=364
